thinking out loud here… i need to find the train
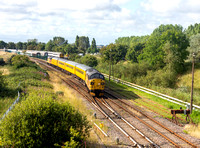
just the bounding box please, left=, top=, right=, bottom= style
left=5, top=49, right=64, bottom=59
left=47, top=56, right=105, bottom=97
left=4, top=49, right=105, bottom=96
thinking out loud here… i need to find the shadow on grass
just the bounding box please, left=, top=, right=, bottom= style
left=105, top=79, right=140, bottom=100
left=0, top=88, right=19, bottom=99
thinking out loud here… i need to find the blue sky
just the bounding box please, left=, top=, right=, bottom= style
left=0, top=0, right=200, bottom=45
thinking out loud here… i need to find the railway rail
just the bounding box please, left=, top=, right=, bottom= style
left=32, top=58, right=199, bottom=147
left=104, top=91, right=198, bottom=148
left=106, top=87, right=186, bottom=126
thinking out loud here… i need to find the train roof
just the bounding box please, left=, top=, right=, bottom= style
left=76, top=64, right=92, bottom=71
left=86, top=69, right=100, bottom=77
left=65, top=60, right=79, bottom=66
left=58, top=58, right=68, bottom=63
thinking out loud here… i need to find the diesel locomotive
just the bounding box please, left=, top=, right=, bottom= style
left=47, top=56, right=105, bottom=96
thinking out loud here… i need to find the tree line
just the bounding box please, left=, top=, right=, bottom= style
left=97, top=23, right=200, bottom=88
left=0, top=36, right=99, bottom=56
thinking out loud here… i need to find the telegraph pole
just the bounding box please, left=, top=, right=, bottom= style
left=190, top=53, right=195, bottom=113
left=109, top=49, right=112, bottom=81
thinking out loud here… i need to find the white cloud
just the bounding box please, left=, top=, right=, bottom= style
left=1, top=0, right=200, bottom=44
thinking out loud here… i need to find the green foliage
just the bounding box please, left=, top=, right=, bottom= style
left=16, top=42, right=23, bottom=49
left=0, top=90, right=90, bottom=147
left=0, top=40, right=7, bottom=49
left=7, top=55, right=16, bottom=65
left=0, top=72, right=6, bottom=93
left=185, top=23, right=200, bottom=37
left=11, top=55, right=32, bottom=69
left=187, top=33, right=200, bottom=61
left=68, top=53, right=80, bottom=61
left=76, top=36, right=90, bottom=54
left=100, top=43, right=128, bottom=64
left=64, top=44, right=78, bottom=55
left=138, top=24, right=189, bottom=72
left=125, top=43, right=144, bottom=63
left=77, top=55, right=98, bottom=67
left=0, top=58, right=5, bottom=66
left=88, top=38, right=97, bottom=53
left=115, top=35, right=149, bottom=47
left=7, top=42, right=16, bottom=49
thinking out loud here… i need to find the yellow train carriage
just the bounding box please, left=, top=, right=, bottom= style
left=65, top=61, right=79, bottom=75
left=75, top=64, right=89, bottom=81
left=51, top=57, right=59, bottom=66
left=57, top=58, right=67, bottom=70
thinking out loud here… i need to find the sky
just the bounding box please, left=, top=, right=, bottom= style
left=0, top=0, right=200, bottom=45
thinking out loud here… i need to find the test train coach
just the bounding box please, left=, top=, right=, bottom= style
left=47, top=56, right=105, bottom=97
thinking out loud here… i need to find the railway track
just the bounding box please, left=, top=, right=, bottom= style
left=32, top=58, right=199, bottom=147
left=106, top=87, right=186, bottom=126
left=104, top=91, right=198, bottom=148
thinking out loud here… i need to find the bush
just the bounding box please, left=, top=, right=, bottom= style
left=11, top=55, right=32, bottom=69
left=76, top=55, right=98, bottom=67
left=0, top=58, right=5, bottom=66
left=0, top=72, right=6, bottom=93
left=0, top=92, right=90, bottom=147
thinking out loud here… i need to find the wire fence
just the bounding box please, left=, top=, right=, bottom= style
left=1, top=85, right=21, bottom=121
left=103, top=73, right=200, bottom=111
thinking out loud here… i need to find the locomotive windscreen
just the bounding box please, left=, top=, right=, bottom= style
left=89, top=73, right=104, bottom=80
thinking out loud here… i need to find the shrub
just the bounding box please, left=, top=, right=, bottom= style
left=77, top=55, right=98, bottom=67
left=0, top=72, right=6, bottom=93
left=0, top=58, right=5, bottom=66
left=11, top=55, right=32, bottom=69
left=0, top=93, right=90, bottom=147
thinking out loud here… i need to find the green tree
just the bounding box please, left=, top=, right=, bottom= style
left=16, top=42, right=23, bottom=49
left=35, top=43, right=45, bottom=51
left=80, top=55, right=98, bottom=67
left=23, top=42, right=27, bottom=50
left=0, top=94, right=90, bottom=147
left=75, top=35, right=79, bottom=48
left=78, top=36, right=90, bottom=54
left=125, top=43, right=144, bottom=63
left=187, top=33, right=200, bottom=60
left=53, top=36, right=66, bottom=46
left=100, top=43, right=128, bottom=64
left=64, top=44, right=78, bottom=56
left=185, top=23, right=200, bottom=37
left=45, top=40, right=54, bottom=51
left=89, top=38, right=97, bottom=53
left=7, top=42, right=16, bottom=49
left=0, top=40, right=7, bottom=49
left=138, top=24, right=189, bottom=72
left=27, top=44, right=36, bottom=50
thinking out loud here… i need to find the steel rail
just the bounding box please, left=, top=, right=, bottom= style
left=97, top=97, right=159, bottom=148
left=107, top=95, right=197, bottom=148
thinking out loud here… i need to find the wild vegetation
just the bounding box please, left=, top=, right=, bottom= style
left=0, top=54, right=90, bottom=147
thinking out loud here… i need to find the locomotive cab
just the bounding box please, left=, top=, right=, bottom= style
left=87, top=72, right=105, bottom=97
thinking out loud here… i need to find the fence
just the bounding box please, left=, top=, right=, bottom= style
left=1, top=84, right=21, bottom=121
left=103, top=73, right=200, bottom=111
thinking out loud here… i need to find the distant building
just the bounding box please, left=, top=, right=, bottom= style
left=96, top=45, right=104, bottom=49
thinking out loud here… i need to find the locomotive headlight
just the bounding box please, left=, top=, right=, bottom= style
left=101, top=82, right=104, bottom=85
left=90, top=82, right=94, bottom=85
